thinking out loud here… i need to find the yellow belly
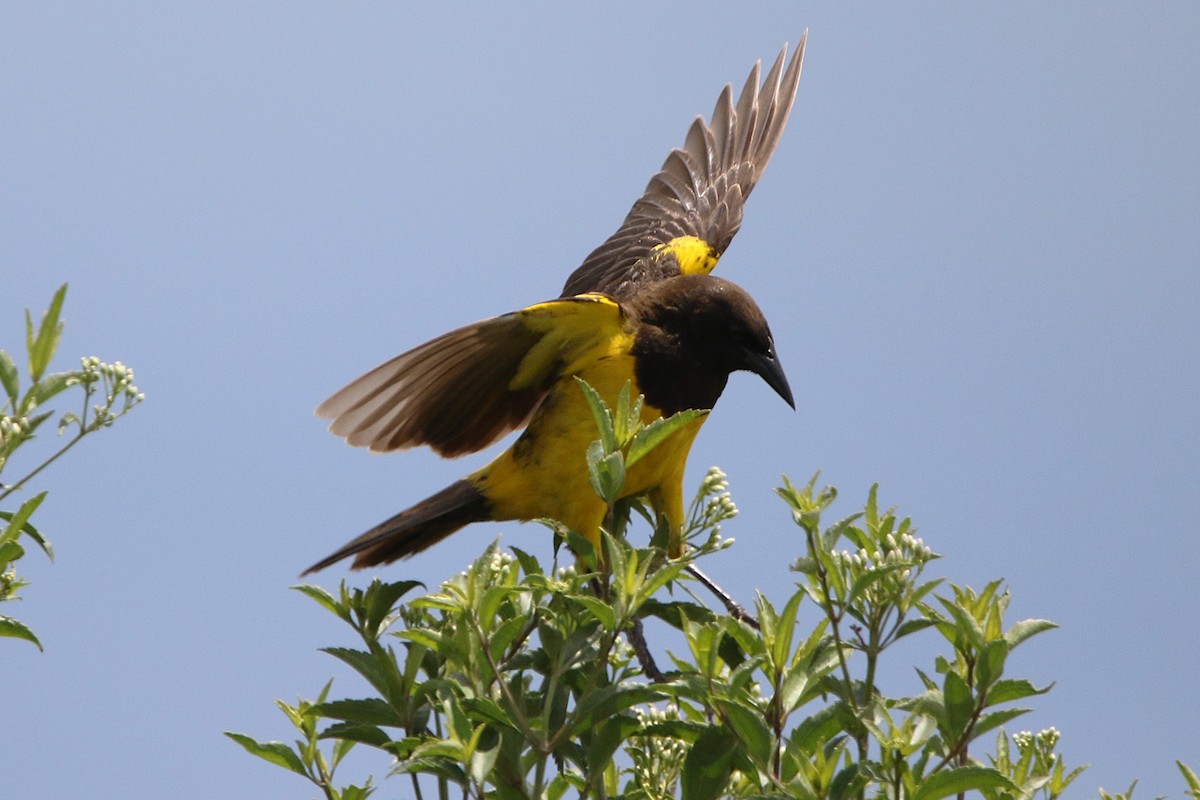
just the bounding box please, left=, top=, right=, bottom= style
left=471, top=345, right=703, bottom=556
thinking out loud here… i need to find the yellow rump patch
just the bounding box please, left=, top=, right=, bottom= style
left=655, top=235, right=719, bottom=276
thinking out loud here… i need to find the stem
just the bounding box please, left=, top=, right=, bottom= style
left=533, top=754, right=547, bottom=800
left=685, top=564, right=759, bottom=629
left=806, top=529, right=860, bottom=718
left=434, top=715, right=449, bottom=800
left=626, top=617, right=665, bottom=682
left=930, top=687, right=988, bottom=774
left=0, top=430, right=85, bottom=504
left=309, top=740, right=337, bottom=800
left=469, top=614, right=538, bottom=747
left=0, top=380, right=94, bottom=504
left=772, top=667, right=784, bottom=781
left=862, top=612, right=881, bottom=711
left=497, top=614, right=539, bottom=672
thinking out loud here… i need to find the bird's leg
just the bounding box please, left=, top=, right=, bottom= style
left=685, top=564, right=760, bottom=630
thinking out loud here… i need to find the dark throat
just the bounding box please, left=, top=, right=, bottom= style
left=631, top=326, right=730, bottom=415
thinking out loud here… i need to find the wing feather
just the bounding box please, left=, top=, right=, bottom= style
left=317, top=296, right=625, bottom=458
left=318, top=314, right=544, bottom=457
left=562, top=32, right=806, bottom=299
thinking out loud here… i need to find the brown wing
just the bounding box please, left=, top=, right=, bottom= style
left=316, top=295, right=625, bottom=458
left=561, top=32, right=807, bottom=300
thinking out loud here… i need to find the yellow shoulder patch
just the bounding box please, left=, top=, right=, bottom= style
left=655, top=235, right=719, bottom=276
left=510, top=295, right=626, bottom=390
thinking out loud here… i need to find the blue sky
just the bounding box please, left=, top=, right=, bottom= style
left=3, top=4, right=1198, bottom=797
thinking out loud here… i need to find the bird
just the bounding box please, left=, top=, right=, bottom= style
left=305, top=34, right=807, bottom=574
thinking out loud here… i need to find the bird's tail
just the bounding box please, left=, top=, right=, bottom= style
left=303, top=479, right=490, bottom=575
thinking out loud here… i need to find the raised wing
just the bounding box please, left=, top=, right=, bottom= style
left=561, top=32, right=806, bottom=300
left=317, top=295, right=624, bottom=457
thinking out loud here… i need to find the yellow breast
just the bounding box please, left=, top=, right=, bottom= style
left=472, top=339, right=704, bottom=556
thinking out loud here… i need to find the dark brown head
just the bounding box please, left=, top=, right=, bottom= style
left=628, top=274, right=794, bottom=415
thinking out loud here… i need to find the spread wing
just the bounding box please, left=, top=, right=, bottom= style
left=317, top=295, right=624, bottom=457
left=561, top=32, right=806, bottom=300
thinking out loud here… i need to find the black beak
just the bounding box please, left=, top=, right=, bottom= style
left=743, top=346, right=795, bottom=409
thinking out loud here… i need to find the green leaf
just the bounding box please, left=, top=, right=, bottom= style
left=223, top=732, right=309, bottom=776
left=339, top=784, right=374, bottom=800
left=57, top=411, right=80, bottom=435
left=570, top=594, right=617, bottom=631
left=292, top=583, right=346, bottom=620
left=572, top=684, right=665, bottom=730
left=1, top=491, right=48, bottom=549
left=0, top=540, right=25, bottom=565
left=865, top=483, right=879, bottom=528
left=32, top=371, right=76, bottom=407
left=510, top=546, right=542, bottom=577
left=610, top=380, right=637, bottom=444
left=460, top=696, right=516, bottom=730
left=486, top=614, right=529, bottom=663
left=789, top=703, right=847, bottom=752
left=1177, top=760, right=1200, bottom=797
left=26, top=284, right=67, bottom=383
left=846, top=564, right=903, bottom=606
left=396, top=628, right=442, bottom=651
left=942, top=670, right=974, bottom=740
left=0, top=349, right=18, bottom=406
left=318, top=721, right=392, bottom=748
left=639, top=598, right=718, bottom=629
left=973, top=707, right=1032, bottom=738
left=0, top=613, right=44, bottom=650
left=478, top=584, right=515, bottom=626
left=976, top=638, right=1009, bottom=689
left=626, top=409, right=707, bottom=469
left=467, top=726, right=500, bottom=787
left=779, top=656, right=820, bottom=716
left=681, top=725, right=737, bottom=800
left=441, top=691, right=472, bottom=742
left=893, top=617, right=938, bottom=641
left=364, top=579, right=423, bottom=634
left=1004, top=618, right=1058, bottom=648
left=562, top=527, right=597, bottom=566
left=987, top=677, right=1053, bottom=705
left=316, top=697, right=404, bottom=727
left=22, top=409, right=53, bottom=435
left=586, top=714, right=641, bottom=777
left=717, top=697, right=773, bottom=767
left=913, top=765, right=1017, bottom=800
left=938, top=595, right=986, bottom=652
left=395, top=746, right=467, bottom=783
left=575, top=377, right=617, bottom=452
left=586, top=439, right=625, bottom=503
left=768, top=590, right=802, bottom=674
left=830, top=761, right=866, bottom=800
left=322, top=647, right=396, bottom=697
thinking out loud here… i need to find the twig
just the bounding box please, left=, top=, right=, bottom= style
left=685, top=564, right=759, bottom=630
left=626, top=617, right=666, bottom=682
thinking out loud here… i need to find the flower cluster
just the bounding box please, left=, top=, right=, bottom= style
left=685, top=466, right=738, bottom=552
left=0, top=414, right=29, bottom=443
left=79, top=356, right=144, bottom=429
left=1013, top=726, right=1061, bottom=756
left=825, top=525, right=939, bottom=614
left=628, top=704, right=688, bottom=799
left=831, top=531, right=935, bottom=578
